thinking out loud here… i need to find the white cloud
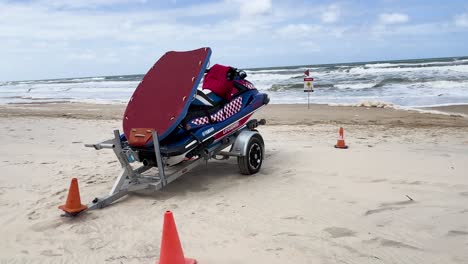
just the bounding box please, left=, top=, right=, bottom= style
left=369, top=21, right=468, bottom=39
left=68, top=50, right=96, bottom=61
left=378, top=13, right=409, bottom=24
left=298, top=41, right=321, bottom=52
left=454, top=13, right=468, bottom=27
left=36, top=0, right=148, bottom=9
left=276, top=24, right=322, bottom=39
left=0, top=1, right=467, bottom=81
left=0, top=0, right=282, bottom=80
left=231, top=0, right=272, bottom=17
left=321, top=4, right=340, bottom=23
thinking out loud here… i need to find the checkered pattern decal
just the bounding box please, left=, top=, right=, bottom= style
left=236, top=80, right=256, bottom=90
left=190, top=97, right=243, bottom=126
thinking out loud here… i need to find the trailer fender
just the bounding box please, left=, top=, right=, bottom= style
left=230, top=130, right=264, bottom=157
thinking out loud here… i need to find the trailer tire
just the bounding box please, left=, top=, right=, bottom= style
left=238, top=135, right=263, bottom=175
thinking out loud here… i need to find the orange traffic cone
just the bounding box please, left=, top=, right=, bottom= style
left=334, top=127, right=348, bottom=149
left=158, top=211, right=196, bottom=264
left=58, top=178, right=88, bottom=215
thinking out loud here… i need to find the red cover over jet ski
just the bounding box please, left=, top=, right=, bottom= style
left=123, top=47, right=211, bottom=142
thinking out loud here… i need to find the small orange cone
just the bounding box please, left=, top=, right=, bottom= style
left=58, top=178, right=87, bottom=215
left=334, top=127, right=348, bottom=149
left=158, top=211, right=196, bottom=264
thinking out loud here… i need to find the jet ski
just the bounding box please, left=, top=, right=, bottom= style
left=122, top=47, right=269, bottom=169
left=66, top=47, right=269, bottom=215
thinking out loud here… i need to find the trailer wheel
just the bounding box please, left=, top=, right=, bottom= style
left=238, top=135, right=264, bottom=175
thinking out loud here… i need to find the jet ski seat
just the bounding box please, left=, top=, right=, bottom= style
left=192, top=90, right=224, bottom=107
left=182, top=64, right=238, bottom=128
left=181, top=64, right=254, bottom=131
left=183, top=91, right=223, bottom=129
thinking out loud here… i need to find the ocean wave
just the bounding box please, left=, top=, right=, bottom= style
left=69, top=77, right=105, bottom=82
left=6, top=95, right=74, bottom=101
left=349, top=64, right=468, bottom=74
left=246, top=73, right=300, bottom=82
left=424, top=80, right=468, bottom=89
left=2, top=56, right=468, bottom=107
left=265, top=76, right=468, bottom=93
left=268, top=82, right=334, bottom=91
left=372, top=77, right=415, bottom=88
left=289, top=75, right=307, bottom=80
left=246, top=66, right=317, bottom=74
left=268, top=83, right=303, bottom=91
left=334, top=82, right=376, bottom=90
left=364, top=58, right=468, bottom=69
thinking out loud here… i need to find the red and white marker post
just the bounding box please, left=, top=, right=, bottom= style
left=303, top=69, right=314, bottom=109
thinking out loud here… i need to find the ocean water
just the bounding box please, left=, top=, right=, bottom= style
left=1, top=57, right=468, bottom=107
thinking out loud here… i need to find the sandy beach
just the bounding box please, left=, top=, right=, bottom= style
left=1, top=103, right=468, bottom=263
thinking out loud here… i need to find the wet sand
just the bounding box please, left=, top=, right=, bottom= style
left=1, top=103, right=468, bottom=127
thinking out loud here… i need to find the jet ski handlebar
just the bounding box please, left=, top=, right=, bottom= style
left=204, top=67, right=247, bottom=80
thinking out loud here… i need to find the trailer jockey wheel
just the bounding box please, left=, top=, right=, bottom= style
left=238, top=135, right=264, bottom=175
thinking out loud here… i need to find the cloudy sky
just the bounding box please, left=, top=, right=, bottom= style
left=1, top=0, right=468, bottom=81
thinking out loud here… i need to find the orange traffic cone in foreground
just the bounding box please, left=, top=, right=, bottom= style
left=158, top=211, right=197, bottom=264
left=58, top=178, right=87, bottom=215
left=334, top=127, right=348, bottom=149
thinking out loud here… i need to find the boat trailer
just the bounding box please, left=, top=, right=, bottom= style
left=60, top=119, right=266, bottom=216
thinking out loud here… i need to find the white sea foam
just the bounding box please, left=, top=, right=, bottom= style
left=245, top=66, right=318, bottom=74
left=246, top=73, right=295, bottom=82
left=349, top=64, right=468, bottom=74
left=333, top=83, right=376, bottom=89
left=400, top=107, right=467, bottom=117
left=364, top=58, right=468, bottom=68
left=328, top=101, right=468, bottom=117
left=363, top=63, right=395, bottom=68
left=69, top=77, right=105, bottom=82
left=328, top=101, right=397, bottom=108
left=425, top=80, right=468, bottom=89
